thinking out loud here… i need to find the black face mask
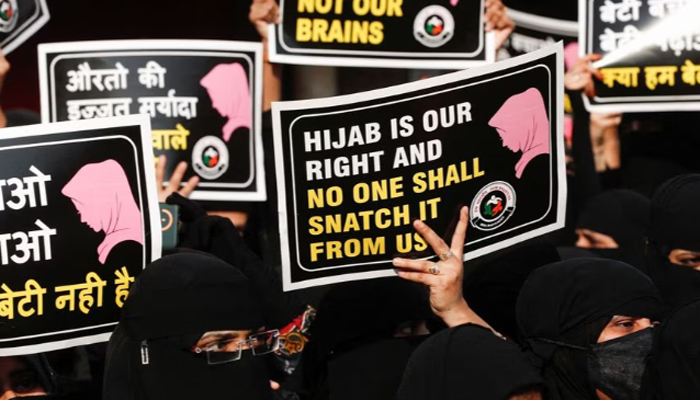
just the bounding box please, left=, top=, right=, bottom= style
left=588, top=328, right=654, bottom=400
left=327, top=336, right=427, bottom=400
left=137, top=339, right=273, bottom=400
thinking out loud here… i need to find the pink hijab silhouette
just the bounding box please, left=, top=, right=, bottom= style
left=62, top=160, right=143, bottom=264
left=200, top=63, right=252, bottom=142
left=488, top=88, right=550, bottom=179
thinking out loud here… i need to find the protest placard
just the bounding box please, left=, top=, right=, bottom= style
left=0, top=0, right=49, bottom=55
left=39, top=40, right=265, bottom=202
left=0, top=114, right=160, bottom=355
left=273, top=44, right=565, bottom=290
left=503, top=8, right=578, bottom=59
left=268, top=0, right=495, bottom=69
left=580, top=0, right=700, bottom=112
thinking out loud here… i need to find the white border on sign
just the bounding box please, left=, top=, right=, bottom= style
left=277, top=0, right=486, bottom=57
left=38, top=39, right=267, bottom=202
left=508, top=8, right=578, bottom=37
left=1, top=0, right=49, bottom=55
left=273, top=43, right=566, bottom=290
left=0, top=114, right=162, bottom=355
left=578, top=0, right=700, bottom=113
left=268, top=2, right=496, bottom=70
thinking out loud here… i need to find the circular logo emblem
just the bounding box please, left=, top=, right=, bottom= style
left=192, top=136, right=229, bottom=180
left=414, top=5, right=455, bottom=48
left=0, top=0, right=18, bottom=33
left=470, top=181, right=517, bottom=231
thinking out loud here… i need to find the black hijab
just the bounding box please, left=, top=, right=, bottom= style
left=645, top=299, right=700, bottom=400
left=646, top=174, right=700, bottom=308
left=464, top=244, right=561, bottom=341
left=516, top=259, right=662, bottom=400
left=577, top=190, right=651, bottom=270
left=301, top=278, right=433, bottom=400
left=103, top=253, right=273, bottom=400
left=398, top=324, right=542, bottom=400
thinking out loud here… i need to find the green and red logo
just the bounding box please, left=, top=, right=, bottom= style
left=425, top=16, right=445, bottom=36
left=0, top=0, right=17, bottom=32
left=192, top=136, right=229, bottom=180
left=414, top=5, right=454, bottom=48
left=471, top=181, right=517, bottom=231
left=202, top=146, right=220, bottom=168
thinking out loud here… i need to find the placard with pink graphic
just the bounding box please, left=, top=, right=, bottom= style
left=39, top=40, right=265, bottom=202
left=0, top=114, right=160, bottom=355
left=272, top=44, right=565, bottom=290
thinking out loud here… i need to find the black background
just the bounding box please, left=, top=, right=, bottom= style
left=277, top=52, right=560, bottom=286
left=45, top=50, right=259, bottom=196
left=276, top=0, right=488, bottom=61
left=586, top=0, right=700, bottom=106
left=0, top=124, right=155, bottom=349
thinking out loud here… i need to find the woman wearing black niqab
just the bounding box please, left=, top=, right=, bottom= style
left=575, top=190, right=651, bottom=270
left=647, top=174, right=700, bottom=308
left=299, top=278, right=434, bottom=400
left=103, top=253, right=274, bottom=400
left=398, top=324, right=543, bottom=400
left=516, top=259, right=663, bottom=400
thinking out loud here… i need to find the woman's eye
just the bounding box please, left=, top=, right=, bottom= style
left=615, top=320, right=635, bottom=329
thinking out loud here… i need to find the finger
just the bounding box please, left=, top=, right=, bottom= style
left=155, top=155, right=166, bottom=188
left=393, top=257, right=434, bottom=272
left=450, top=206, right=469, bottom=257
left=396, top=270, right=439, bottom=286
left=270, top=381, right=280, bottom=391
left=413, top=219, right=451, bottom=255
left=167, top=161, right=188, bottom=192
left=179, top=175, right=200, bottom=198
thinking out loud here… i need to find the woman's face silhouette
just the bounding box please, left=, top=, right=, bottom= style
left=496, top=127, right=519, bottom=152
left=205, top=86, right=227, bottom=117
left=71, top=199, right=100, bottom=233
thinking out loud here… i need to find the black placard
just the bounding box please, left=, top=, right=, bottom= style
left=273, top=44, right=566, bottom=290
left=0, top=115, right=160, bottom=355
left=269, top=0, right=495, bottom=69
left=0, top=0, right=49, bottom=55
left=39, top=40, right=265, bottom=202
left=581, top=0, right=700, bottom=112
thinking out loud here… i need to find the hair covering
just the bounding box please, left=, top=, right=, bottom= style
left=646, top=174, right=700, bottom=308
left=645, top=299, right=700, bottom=400
left=489, top=88, right=550, bottom=179
left=398, top=324, right=542, bottom=400
left=301, top=278, right=433, bottom=400
left=200, top=62, right=252, bottom=142
left=103, top=253, right=271, bottom=400
left=464, top=244, right=561, bottom=341
left=577, top=190, right=651, bottom=270
left=516, top=259, right=662, bottom=400
left=62, top=160, right=143, bottom=264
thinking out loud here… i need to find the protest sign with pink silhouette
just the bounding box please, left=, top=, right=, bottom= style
left=200, top=62, right=252, bottom=143
left=488, top=88, right=550, bottom=179
left=62, top=159, right=143, bottom=264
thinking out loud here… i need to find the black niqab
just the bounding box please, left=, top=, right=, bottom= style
left=516, top=259, right=662, bottom=400
left=103, top=253, right=272, bottom=400
left=646, top=174, right=700, bottom=308
left=645, top=300, right=700, bottom=400
left=397, top=324, right=542, bottom=400
left=577, top=190, right=651, bottom=270
left=301, top=278, right=433, bottom=400
left=464, top=244, right=561, bottom=341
